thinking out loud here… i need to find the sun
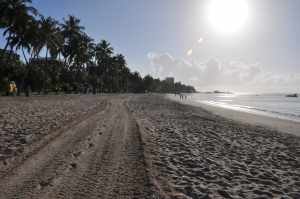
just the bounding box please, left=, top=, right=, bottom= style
left=207, top=0, right=249, bottom=34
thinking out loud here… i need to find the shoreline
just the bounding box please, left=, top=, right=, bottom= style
left=168, top=94, right=300, bottom=137
left=130, top=95, right=300, bottom=198
left=0, top=94, right=299, bottom=198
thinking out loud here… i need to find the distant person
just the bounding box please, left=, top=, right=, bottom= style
left=8, top=81, right=17, bottom=96
left=180, top=93, right=183, bottom=100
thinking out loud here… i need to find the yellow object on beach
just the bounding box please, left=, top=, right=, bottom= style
left=9, top=81, right=17, bottom=94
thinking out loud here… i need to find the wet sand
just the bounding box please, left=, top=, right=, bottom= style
left=168, top=94, right=300, bottom=137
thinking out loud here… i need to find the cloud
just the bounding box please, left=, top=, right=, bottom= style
left=147, top=52, right=195, bottom=79
left=146, top=52, right=300, bottom=92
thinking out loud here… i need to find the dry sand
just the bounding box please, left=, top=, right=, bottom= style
left=168, top=94, right=300, bottom=137
left=0, top=94, right=299, bottom=199
left=0, top=95, right=157, bottom=199
left=129, top=94, right=300, bottom=199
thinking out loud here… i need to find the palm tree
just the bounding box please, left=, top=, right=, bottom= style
left=48, top=27, right=64, bottom=60
left=0, top=1, right=9, bottom=28
left=61, top=15, right=84, bottom=37
left=94, top=40, right=114, bottom=92
left=129, top=71, right=143, bottom=93
left=95, top=40, right=113, bottom=64
left=70, top=33, right=95, bottom=92
left=114, top=54, right=126, bottom=67
left=1, top=0, right=38, bottom=51
left=112, top=54, right=127, bottom=92
left=1, top=0, right=38, bottom=97
left=31, top=16, right=60, bottom=60
left=7, top=15, right=37, bottom=64
left=0, top=1, right=197, bottom=95
left=61, top=15, right=85, bottom=66
left=74, top=33, right=94, bottom=66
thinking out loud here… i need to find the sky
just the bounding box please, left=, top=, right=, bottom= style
left=1, top=0, right=300, bottom=93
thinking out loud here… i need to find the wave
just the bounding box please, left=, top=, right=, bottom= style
left=200, top=100, right=300, bottom=122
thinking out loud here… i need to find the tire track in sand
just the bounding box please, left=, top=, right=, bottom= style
left=0, top=97, right=154, bottom=199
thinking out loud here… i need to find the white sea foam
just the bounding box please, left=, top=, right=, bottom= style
left=190, top=93, right=300, bottom=122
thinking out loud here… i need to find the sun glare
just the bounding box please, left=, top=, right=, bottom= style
left=207, top=0, right=249, bottom=34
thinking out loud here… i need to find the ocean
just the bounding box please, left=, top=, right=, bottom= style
left=188, top=93, right=300, bottom=122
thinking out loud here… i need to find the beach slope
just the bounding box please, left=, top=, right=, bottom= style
left=129, top=95, right=300, bottom=199
left=0, top=94, right=299, bottom=199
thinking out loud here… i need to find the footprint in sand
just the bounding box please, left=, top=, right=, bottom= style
left=72, top=151, right=82, bottom=158
left=88, top=143, right=94, bottom=148
left=70, top=162, right=77, bottom=169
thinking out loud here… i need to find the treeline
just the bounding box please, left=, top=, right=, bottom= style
left=0, top=0, right=196, bottom=95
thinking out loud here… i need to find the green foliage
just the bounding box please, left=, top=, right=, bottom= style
left=26, top=58, right=64, bottom=93
left=0, top=0, right=196, bottom=95
left=0, top=49, right=25, bottom=94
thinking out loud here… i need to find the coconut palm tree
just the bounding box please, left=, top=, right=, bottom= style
left=31, top=16, right=60, bottom=60
left=0, top=1, right=198, bottom=95
left=73, top=33, right=94, bottom=66
left=1, top=0, right=38, bottom=51
left=112, top=54, right=127, bottom=92
left=6, top=15, right=37, bottom=64
left=47, top=27, right=64, bottom=60
left=94, top=40, right=114, bottom=92
left=61, top=15, right=84, bottom=37
left=0, top=0, right=9, bottom=28
left=61, top=15, right=85, bottom=65
left=95, top=40, right=113, bottom=64
left=1, top=0, right=38, bottom=96
left=69, top=33, right=95, bottom=92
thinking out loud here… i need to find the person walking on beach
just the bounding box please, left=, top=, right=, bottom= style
left=179, top=93, right=187, bottom=100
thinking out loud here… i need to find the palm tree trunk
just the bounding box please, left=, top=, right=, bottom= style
left=22, top=47, right=30, bottom=97
left=45, top=48, right=49, bottom=61
left=3, top=35, right=12, bottom=70
left=4, top=42, right=10, bottom=52
left=44, top=48, right=49, bottom=94
left=3, top=33, right=11, bottom=51
left=22, top=47, right=28, bottom=64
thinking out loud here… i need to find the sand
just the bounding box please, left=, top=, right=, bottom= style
left=0, top=95, right=157, bottom=199
left=129, top=94, right=300, bottom=199
left=0, top=94, right=299, bottom=199
left=168, top=94, right=300, bottom=137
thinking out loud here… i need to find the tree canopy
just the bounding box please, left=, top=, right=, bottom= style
left=0, top=0, right=196, bottom=95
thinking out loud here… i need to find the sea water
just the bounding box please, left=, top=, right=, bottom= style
left=189, top=93, right=300, bottom=122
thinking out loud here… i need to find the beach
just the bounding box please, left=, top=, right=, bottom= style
left=168, top=94, right=300, bottom=137
left=0, top=94, right=299, bottom=198
left=130, top=95, right=300, bottom=198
